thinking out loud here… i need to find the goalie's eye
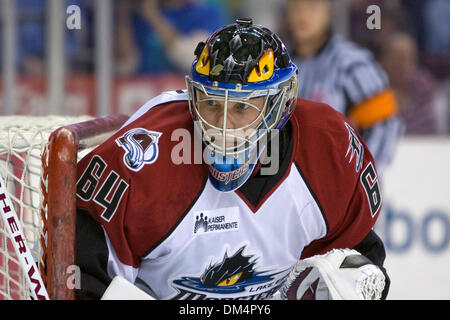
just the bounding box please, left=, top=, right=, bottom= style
left=235, top=102, right=250, bottom=111
left=207, top=99, right=219, bottom=107
left=217, top=272, right=243, bottom=287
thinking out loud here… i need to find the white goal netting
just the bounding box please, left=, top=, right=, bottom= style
left=0, top=115, right=93, bottom=300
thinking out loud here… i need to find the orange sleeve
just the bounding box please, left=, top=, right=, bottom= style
left=348, top=89, right=398, bottom=129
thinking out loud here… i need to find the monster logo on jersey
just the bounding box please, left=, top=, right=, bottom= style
left=116, top=128, right=162, bottom=172
left=169, top=246, right=290, bottom=300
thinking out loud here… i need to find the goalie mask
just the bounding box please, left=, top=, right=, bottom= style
left=186, top=19, right=298, bottom=192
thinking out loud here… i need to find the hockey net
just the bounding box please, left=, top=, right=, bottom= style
left=0, top=114, right=127, bottom=300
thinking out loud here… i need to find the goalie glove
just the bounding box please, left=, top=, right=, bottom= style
left=280, top=249, right=385, bottom=300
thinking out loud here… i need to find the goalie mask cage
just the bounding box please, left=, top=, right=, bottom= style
left=0, top=114, right=128, bottom=300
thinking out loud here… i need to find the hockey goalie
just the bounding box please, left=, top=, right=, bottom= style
left=75, top=19, right=389, bottom=300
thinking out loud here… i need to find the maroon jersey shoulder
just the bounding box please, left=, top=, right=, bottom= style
left=291, top=98, right=382, bottom=257
left=76, top=100, right=208, bottom=267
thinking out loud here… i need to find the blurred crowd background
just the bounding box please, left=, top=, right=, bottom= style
left=0, top=0, right=449, bottom=135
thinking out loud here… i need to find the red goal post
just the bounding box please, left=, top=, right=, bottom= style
left=0, top=114, right=128, bottom=300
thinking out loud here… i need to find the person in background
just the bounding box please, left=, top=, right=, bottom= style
left=403, top=0, right=450, bottom=81
left=115, top=0, right=228, bottom=76
left=0, top=0, right=89, bottom=74
left=283, top=0, right=403, bottom=174
left=379, top=32, right=448, bottom=135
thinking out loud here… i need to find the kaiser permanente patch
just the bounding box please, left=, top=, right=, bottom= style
left=193, top=207, right=239, bottom=235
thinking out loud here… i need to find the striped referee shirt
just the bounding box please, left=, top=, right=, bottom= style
left=292, top=35, right=404, bottom=173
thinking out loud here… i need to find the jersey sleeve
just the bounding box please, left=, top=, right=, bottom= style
left=75, top=96, right=204, bottom=299
left=75, top=128, right=141, bottom=295
left=295, top=102, right=383, bottom=259
left=76, top=96, right=186, bottom=271
left=75, top=206, right=138, bottom=299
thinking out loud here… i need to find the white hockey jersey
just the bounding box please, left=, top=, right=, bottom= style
left=76, top=91, right=383, bottom=300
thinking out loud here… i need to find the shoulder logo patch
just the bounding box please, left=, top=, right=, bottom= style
left=344, top=122, right=363, bottom=172
left=116, top=128, right=162, bottom=171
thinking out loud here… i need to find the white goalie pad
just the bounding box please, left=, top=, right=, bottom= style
left=101, top=276, right=156, bottom=300
left=280, top=249, right=385, bottom=300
